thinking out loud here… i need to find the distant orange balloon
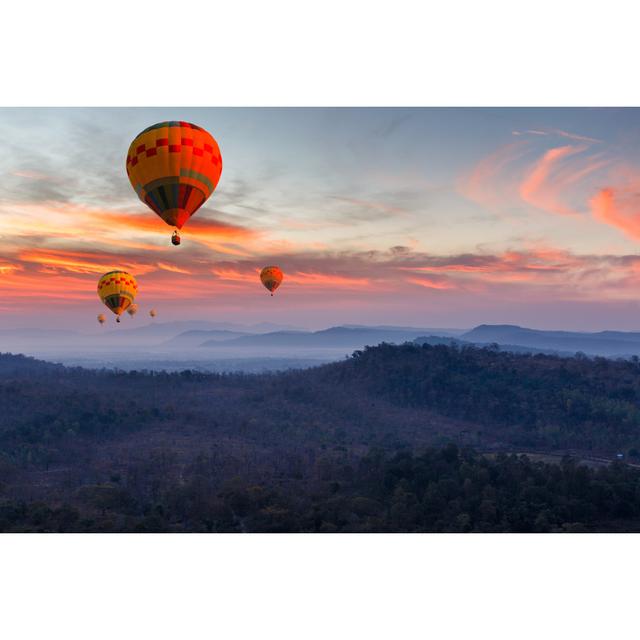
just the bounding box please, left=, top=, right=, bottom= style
left=260, top=266, right=283, bottom=296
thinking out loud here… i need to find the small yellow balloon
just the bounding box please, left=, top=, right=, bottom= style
left=97, top=271, right=138, bottom=323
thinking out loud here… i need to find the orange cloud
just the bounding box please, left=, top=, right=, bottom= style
left=157, top=262, right=192, bottom=275
left=591, top=186, right=640, bottom=241
left=0, top=262, right=22, bottom=275
left=406, top=276, right=454, bottom=290
left=398, top=247, right=589, bottom=288
left=1, top=202, right=259, bottom=259
left=212, top=267, right=371, bottom=289
left=519, top=145, right=587, bottom=216
left=2, top=242, right=640, bottom=318
left=0, top=268, right=95, bottom=302
left=211, top=268, right=258, bottom=282
left=81, top=209, right=259, bottom=255
left=460, top=140, right=529, bottom=210
left=95, top=210, right=255, bottom=240
left=284, top=272, right=371, bottom=288
left=18, top=249, right=156, bottom=275
left=463, top=134, right=609, bottom=220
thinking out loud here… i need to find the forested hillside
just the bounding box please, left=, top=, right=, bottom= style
left=2, top=343, right=640, bottom=532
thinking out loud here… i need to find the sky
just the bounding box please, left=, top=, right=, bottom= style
left=3, top=107, right=640, bottom=331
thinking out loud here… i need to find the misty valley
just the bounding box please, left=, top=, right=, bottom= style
left=6, top=320, right=640, bottom=373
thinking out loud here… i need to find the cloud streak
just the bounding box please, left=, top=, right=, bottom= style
left=512, top=128, right=602, bottom=143
left=461, top=131, right=640, bottom=241
left=591, top=183, right=640, bottom=241
left=3, top=240, right=640, bottom=321
left=519, top=144, right=588, bottom=216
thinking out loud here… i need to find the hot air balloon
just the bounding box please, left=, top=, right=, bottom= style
left=127, top=303, right=139, bottom=317
left=149, top=309, right=157, bottom=318
left=97, top=271, right=138, bottom=323
left=260, top=266, right=283, bottom=296
left=97, top=314, right=106, bottom=325
left=126, top=121, right=222, bottom=245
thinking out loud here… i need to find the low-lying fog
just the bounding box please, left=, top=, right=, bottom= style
left=0, top=321, right=462, bottom=372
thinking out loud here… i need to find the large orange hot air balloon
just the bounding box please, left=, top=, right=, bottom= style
left=126, top=121, right=222, bottom=245
left=260, top=266, right=283, bottom=296
left=97, top=271, right=138, bottom=323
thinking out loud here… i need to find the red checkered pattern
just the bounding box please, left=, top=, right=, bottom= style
left=98, top=277, right=138, bottom=290
left=126, top=136, right=221, bottom=175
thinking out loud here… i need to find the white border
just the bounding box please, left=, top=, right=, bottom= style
left=2, top=1, right=640, bottom=106
left=0, top=533, right=638, bottom=640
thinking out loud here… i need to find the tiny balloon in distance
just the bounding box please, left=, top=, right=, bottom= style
left=260, top=266, right=283, bottom=296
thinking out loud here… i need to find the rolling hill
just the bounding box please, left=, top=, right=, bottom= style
left=203, top=325, right=454, bottom=349
left=1, top=342, right=640, bottom=531
left=461, top=324, right=640, bottom=356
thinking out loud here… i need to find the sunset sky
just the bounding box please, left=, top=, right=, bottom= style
left=3, top=107, right=640, bottom=330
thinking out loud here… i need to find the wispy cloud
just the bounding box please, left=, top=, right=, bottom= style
left=406, top=276, right=454, bottom=290
left=2, top=241, right=640, bottom=318
left=512, top=128, right=602, bottom=143
left=591, top=182, right=640, bottom=241
left=157, top=262, right=192, bottom=275
left=18, top=248, right=157, bottom=275
left=459, top=140, right=530, bottom=211
left=329, top=196, right=409, bottom=217
left=519, top=145, right=588, bottom=216
left=463, top=134, right=612, bottom=221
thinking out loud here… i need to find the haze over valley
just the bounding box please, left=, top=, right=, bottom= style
left=7, top=320, right=640, bottom=372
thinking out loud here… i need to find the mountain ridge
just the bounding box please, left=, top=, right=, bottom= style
left=462, top=324, right=640, bottom=356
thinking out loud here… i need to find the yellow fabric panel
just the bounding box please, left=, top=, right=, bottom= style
left=97, top=271, right=139, bottom=315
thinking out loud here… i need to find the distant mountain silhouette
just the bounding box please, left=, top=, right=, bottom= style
left=105, top=320, right=233, bottom=339
left=105, top=320, right=304, bottom=341
left=340, top=324, right=465, bottom=336
left=461, top=324, right=640, bottom=356
left=202, top=325, right=452, bottom=349
left=163, top=329, right=251, bottom=347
